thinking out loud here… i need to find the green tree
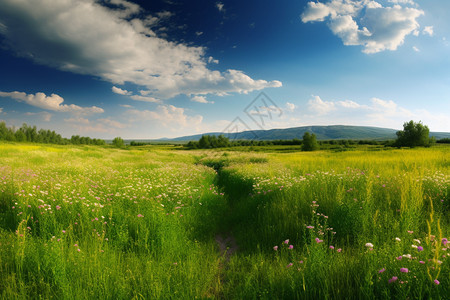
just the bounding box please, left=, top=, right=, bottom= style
left=395, top=120, right=432, bottom=147
left=302, top=132, right=319, bottom=151
left=112, top=137, right=125, bottom=148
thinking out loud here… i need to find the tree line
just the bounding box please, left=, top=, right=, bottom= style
left=0, top=122, right=105, bottom=145
left=184, top=121, right=441, bottom=150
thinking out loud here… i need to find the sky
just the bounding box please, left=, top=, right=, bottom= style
left=0, top=0, right=449, bottom=139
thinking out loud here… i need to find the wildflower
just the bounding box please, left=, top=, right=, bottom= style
left=62, top=230, right=66, bottom=234
left=389, top=276, right=398, bottom=283
left=397, top=256, right=402, bottom=260
left=315, top=238, right=323, bottom=243
left=434, top=279, right=440, bottom=285
left=400, top=268, right=409, bottom=273
left=413, top=239, right=421, bottom=244
left=273, top=246, right=278, bottom=251
left=378, top=268, right=385, bottom=273
left=74, top=244, right=78, bottom=247
left=284, top=239, right=289, bottom=244
left=395, top=237, right=401, bottom=242
left=365, top=242, right=374, bottom=248
left=403, top=254, right=412, bottom=259
left=337, top=248, right=342, bottom=252
left=306, top=225, right=314, bottom=229
left=137, top=214, right=144, bottom=218
left=417, top=246, right=423, bottom=252
left=286, top=263, right=293, bottom=268
left=288, top=245, right=294, bottom=250
left=419, top=261, right=425, bottom=264
left=77, top=249, right=81, bottom=252
left=412, top=245, right=418, bottom=249
left=329, top=245, right=335, bottom=250
left=442, top=238, right=448, bottom=246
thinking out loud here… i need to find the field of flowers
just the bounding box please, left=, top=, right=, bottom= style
left=0, top=144, right=227, bottom=298
left=0, top=143, right=449, bottom=299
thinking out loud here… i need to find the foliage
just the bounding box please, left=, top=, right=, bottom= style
left=301, top=132, right=319, bottom=151
left=112, top=137, right=125, bottom=148
left=395, top=120, right=433, bottom=148
left=0, top=121, right=105, bottom=145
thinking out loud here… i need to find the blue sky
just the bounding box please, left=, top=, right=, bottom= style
left=0, top=0, right=449, bottom=139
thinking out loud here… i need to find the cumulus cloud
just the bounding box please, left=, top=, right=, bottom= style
left=191, top=95, right=213, bottom=104
left=127, top=105, right=203, bottom=130
left=308, top=95, right=336, bottom=115
left=0, top=108, right=3, bottom=114
left=0, top=91, right=104, bottom=114
left=412, top=46, right=420, bottom=52
left=337, top=99, right=362, bottom=108
left=129, top=95, right=161, bottom=103
left=302, top=0, right=424, bottom=53
left=423, top=26, right=434, bottom=36
left=0, top=0, right=280, bottom=100
left=112, top=86, right=132, bottom=96
left=285, top=102, right=296, bottom=112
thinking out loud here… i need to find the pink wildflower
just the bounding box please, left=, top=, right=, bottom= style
left=389, top=276, right=398, bottom=283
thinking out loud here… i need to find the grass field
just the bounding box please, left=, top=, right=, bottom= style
left=0, top=143, right=448, bottom=299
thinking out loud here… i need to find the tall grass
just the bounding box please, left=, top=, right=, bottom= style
left=0, top=144, right=226, bottom=299
left=0, top=144, right=448, bottom=299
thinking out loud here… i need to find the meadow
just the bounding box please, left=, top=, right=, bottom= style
left=0, top=143, right=448, bottom=299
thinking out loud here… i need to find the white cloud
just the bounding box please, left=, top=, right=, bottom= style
left=337, top=99, right=361, bottom=108
left=285, top=102, right=296, bottom=112
left=208, top=56, right=219, bottom=64
left=129, top=95, right=161, bottom=103
left=0, top=0, right=280, bottom=100
left=24, top=111, right=52, bottom=122
left=195, top=31, right=203, bottom=36
left=0, top=91, right=104, bottom=114
left=423, top=26, right=434, bottom=36
left=302, top=0, right=424, bottom=53
left=307, top=95, right=336, bottom=115
left=191, top=95, right=213, bottom=104
left=64, top=117, right=90, bottom=125
left=0, top=108, right=3, bottom=114
left=127, top=105, right=203, bottom=130
left=120, top=104, right=133, bottom=108
left=112, top=86, right=132, bottom=95
left=412, top=46, right=420, bottom=52
left=98, top=118, right=128, bottom=129
left=388, top=0, right=417, bottom=5
left=216, top=2, right=224, bottom=12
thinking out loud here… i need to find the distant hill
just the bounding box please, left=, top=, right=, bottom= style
left=164, top=125, right=450, bottom=142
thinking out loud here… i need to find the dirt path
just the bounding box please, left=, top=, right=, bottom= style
left=215, top=233, right=239, bottom=263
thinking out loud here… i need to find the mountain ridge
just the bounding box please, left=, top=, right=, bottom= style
left=157, top=125, right=450, bottom=142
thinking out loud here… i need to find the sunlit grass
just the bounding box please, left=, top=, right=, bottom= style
left=0, top=143, right=448, bottom=299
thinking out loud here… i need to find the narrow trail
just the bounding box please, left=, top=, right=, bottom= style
left=215, top=232, right=239, bottom=263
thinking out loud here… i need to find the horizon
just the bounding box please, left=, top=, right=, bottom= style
left=1, top=0, right=450, bottom=139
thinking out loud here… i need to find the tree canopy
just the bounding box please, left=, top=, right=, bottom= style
left=395, top=120, right=434, bottom=148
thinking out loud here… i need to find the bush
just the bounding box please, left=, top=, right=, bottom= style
left=395, top=120, right=433, bottom=148
left=112, top=137, right=125, bottom=148
left=301, top=132, right=319, bottom=151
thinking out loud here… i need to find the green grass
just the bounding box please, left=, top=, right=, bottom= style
left=0, top=143, right=448, bottom=299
